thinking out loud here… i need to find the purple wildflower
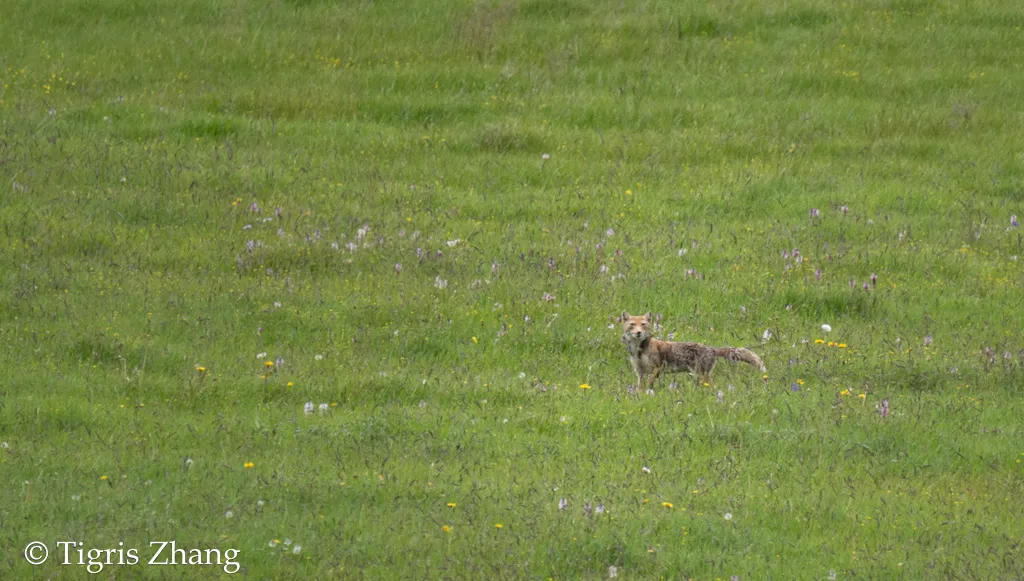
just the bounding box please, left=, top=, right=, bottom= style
left=810, top=208, right=820, bottom=218
left=870, top=273, right=878, bottom=287
left=878, top=398, right=889, bottom=419
left=924, top=334, right=933, bottom=347
left=815, top=268, right=822, bottom=281
left=395, top=263, right=402, bottom=274
left=1012, top=215, right=1019, bottom=227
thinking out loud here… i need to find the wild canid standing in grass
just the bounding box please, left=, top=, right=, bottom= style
left=621, top=312, right=766, bottom=388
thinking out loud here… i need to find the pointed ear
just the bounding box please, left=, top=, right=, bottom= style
left=620, top=311, right=630, bottom=322
left=643, top=312, right=652, bottom=321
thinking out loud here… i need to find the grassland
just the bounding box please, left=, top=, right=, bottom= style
left=2, top=0, right=1023, bottom=579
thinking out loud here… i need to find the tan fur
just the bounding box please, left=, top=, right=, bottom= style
left=621, top=312, right=766, bottom=387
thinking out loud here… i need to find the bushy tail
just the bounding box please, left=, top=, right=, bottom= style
left=714, top=347, right=766, bottom=372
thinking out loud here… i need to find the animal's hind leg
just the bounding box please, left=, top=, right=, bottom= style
left=696, top=358, right=716, bottom=386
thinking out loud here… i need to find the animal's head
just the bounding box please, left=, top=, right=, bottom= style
left=620, top=312, right=652, bottom=342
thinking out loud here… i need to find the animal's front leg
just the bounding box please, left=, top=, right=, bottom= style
left=647, top=364, right=665, bottom=388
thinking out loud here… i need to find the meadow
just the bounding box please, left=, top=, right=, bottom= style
left=1, top=0, right=1023, bottom=578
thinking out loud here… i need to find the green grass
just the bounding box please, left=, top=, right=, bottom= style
left=2, top=0, right=1024, bottom=578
